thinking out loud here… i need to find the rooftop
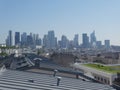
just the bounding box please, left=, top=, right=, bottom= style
left=0, top=69, right=115, bottom=90
left=83, top=63, right=120, bottom=74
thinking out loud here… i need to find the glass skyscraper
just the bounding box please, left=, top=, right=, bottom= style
left=82, top=33, right=89, bottom=48
left=15, top=32, right=20, bottom=45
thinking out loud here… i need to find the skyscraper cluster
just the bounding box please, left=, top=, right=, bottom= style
left=43, top=31, right=57, bottom=49
left=6, top=30, right=42, bottom=48
left=82, top=31, right=110, bottom=49
left=5, top=30, right=110, bottom=49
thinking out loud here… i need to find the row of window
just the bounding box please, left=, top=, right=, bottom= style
left=94, top=75, right=110, bottom=84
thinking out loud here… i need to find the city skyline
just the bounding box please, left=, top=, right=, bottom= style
left=5, top=30, right=110, bottom=48
left=0, top=0, right=120, bottom=45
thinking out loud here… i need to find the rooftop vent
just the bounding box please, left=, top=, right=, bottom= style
left=57, top=77, right=61, bottom=86
left=28, top=79, right=34, bottom=83
left=53, top=69, right=58, bottom=77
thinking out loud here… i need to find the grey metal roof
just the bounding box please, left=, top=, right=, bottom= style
left=0, top=69, right=115, bottom=90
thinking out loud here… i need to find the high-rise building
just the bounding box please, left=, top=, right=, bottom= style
left=36, top=34, right=42, bottom=46
left=73, top=34, right=79, bottom=48
left=58, top=40, right=62, bottom=48
left=33, top=34, right=36, bottom=46
left=47, top=30, right=56, bottom=49
left=82, top=33, right=89, bottom=48
left=104, top=40, right=110, bottom=48
left=96, top=41, right=102, bottom=48
left=55, top=37, right=57, bottom=48
left=6, top=30, right=12, bottom=46
left=30, top=32, right=33, bottom=37
left=61, top=35, right=68, bottom=48
left=6, top=36, right=9, bottom=46
left=15, top=32, right=20, bottom=45
left=69, top=40, right=74, bottom=49
left=27, top=35, right=33, bottom=46
left=21, top=32, right=27, bottom=46
left=27, top=33, right=35, bottom=48
left=90, top=31, right=96, bottom=47
left=37, top=38, right=42, bottom=46
left=43, top=35, right=48, bottom=48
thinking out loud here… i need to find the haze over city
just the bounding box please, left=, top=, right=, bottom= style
left=0, top=1, right=120, bottom=89
left=0, top=0, right=120, bottom=45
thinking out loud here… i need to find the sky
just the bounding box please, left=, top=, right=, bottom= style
left=0, top=0, right=120, bottom=45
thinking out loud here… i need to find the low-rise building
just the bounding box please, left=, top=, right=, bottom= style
left=73, top=63, right=119, bottom=85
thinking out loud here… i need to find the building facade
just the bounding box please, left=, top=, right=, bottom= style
left=82, top=33, right=89, bottom=48
left=15, top=32, right=20, bottom=46
left=6, top=30, right=13, bottom=46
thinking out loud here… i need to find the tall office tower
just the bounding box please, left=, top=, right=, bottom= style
left=35, top=34, right=41, bottom=45
left=104, top=40, right=110, bottom=48
left=43, top=34, right=48, bottom=48
left=36, top=34, right=39, bottom=40
left=47, top=30, right=56, bottom=49
left=69, top=40, right=74, bottom=49
left=55, top=37, right=57, bottom=48
left=32, top=34, right=37, bottom=46
left=27, top=32, right=35, bottom=48
left=73, top=34, right=79, bottom=48
left=35, top=34, right=39, bottom=44
left=61, top=35, right=68, bottom=48
left=82, top=33, right=89, bottom=48
left=90, top=31, right=96, bottom=47
left=30, top=32, right=33, bottom=37
left=15, top=32, right=20, bottom=46
left=37, top=38, right=42, bottom=46
left=6, top=36, right=9, bottom=46
left=9, top=30, right=13, bottom=46
left=58, top=40, right=62, bottom=48
left=21, top=32, right=27, bottom=46
left=27, top=35, right=33, bottom=46
left=6, top=30, right=13, bottom=46
left=96, top=41, right=102, bottom=48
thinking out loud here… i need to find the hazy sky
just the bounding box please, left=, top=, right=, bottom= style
left=0, top=0, right=120, bottom=45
